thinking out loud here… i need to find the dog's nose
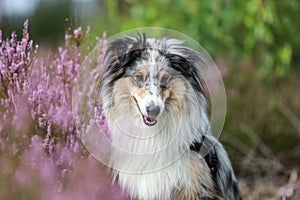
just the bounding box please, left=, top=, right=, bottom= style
left=146, top=104, right=160, bottom=117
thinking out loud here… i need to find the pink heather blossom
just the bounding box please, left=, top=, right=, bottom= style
left=65, top=34, right=71, bottom=46
left=73, top=26, right=82, bottom=39
left=0, top=20, right=127, bottom=200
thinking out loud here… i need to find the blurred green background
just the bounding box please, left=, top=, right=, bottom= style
left=1, top=0, right=300, bottom=197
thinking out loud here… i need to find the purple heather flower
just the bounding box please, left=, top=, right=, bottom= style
left=0, top=20, right=128, bottom=200
left=73, top=26, right=82, bottom=39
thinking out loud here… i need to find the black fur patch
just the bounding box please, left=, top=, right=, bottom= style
left=103, top=34, right=147, bottom=86
left=165, top=53, right=204, bottom=94
left=190, top=139, right=218, bottom=177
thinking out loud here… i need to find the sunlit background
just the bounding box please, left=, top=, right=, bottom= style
left=0, top=0, right=299, bottom=199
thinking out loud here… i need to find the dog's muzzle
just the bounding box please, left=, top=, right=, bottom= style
left=143, top=103, right=160, bottom=126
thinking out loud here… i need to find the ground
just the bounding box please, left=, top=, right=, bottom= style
left=239, top=170, right=300, bottom=200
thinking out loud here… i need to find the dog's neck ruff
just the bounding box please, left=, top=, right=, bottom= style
left=107, top=115, right=209, bottom=200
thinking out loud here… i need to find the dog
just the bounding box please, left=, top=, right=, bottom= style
left=100, top=33, right=242, bottom=200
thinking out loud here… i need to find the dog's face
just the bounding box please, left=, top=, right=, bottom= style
left=129, top=65, right=171, bottom=126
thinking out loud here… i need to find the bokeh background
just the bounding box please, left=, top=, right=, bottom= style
left=1, top=0, right=299, bottom=199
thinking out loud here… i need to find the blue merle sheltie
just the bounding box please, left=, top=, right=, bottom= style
left=100, top=33, right=242, bottom=200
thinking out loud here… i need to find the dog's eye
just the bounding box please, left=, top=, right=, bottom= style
left=159, top=74, right=170, bottom=91
left=160, top=74, right=170, bottom=84
left=134, top=74, right=144, bottom=83
left=160, top=84, right=167, bottom=91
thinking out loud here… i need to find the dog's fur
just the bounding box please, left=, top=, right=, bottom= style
left=100, top=34, right=242, bottom=200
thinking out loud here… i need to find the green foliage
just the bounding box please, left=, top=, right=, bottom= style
left=94, top=0, right=300, bottom=174
left=221, top=60, right=300, bottom=175
left=95, top=0, right=299, bottom=78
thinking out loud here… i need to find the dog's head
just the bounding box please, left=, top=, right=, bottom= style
left=101, top=34, right=206, bottom=127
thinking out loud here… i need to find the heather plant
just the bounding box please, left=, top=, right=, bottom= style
left=0, top=21, right=126, bottom=200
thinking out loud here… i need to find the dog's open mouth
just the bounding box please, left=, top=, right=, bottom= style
left=142, top=115, right=157, bottom=126
left=133, top=97, right=158, bottom=126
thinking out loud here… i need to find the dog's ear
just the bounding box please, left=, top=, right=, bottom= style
left=166, top=48, right=205, bottom=94
left=103, top=34, right=146, bottom=86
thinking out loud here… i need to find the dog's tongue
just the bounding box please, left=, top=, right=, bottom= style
left=143, top=115, right=157, bottom=126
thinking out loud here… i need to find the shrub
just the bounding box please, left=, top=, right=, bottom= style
left=0, top=20, right=126, bottom=200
